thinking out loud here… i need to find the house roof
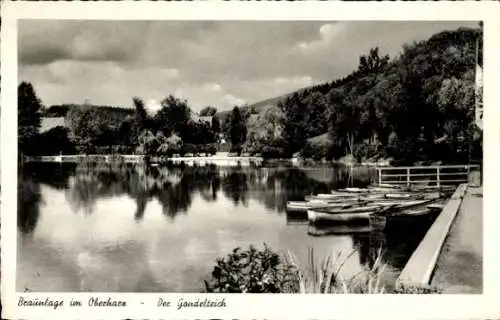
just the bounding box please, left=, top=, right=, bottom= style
left=40, top=117, right=66, bottom=133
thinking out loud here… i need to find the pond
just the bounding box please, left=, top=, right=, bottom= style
left=17, top=162, right=434, bottom=293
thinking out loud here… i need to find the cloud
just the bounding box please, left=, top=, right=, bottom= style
left=222, top=94, right=246, bottom=107
left=20, top=61, right=181, bottom=107
left=202, top=83, right=222, bottom=92
left=19, top=20, right=151, bottom=65
left=225, top=76, right=315, bottom=105
left=294, top=23, right=346, bottom=52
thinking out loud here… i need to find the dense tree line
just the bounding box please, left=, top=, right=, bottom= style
left=243, top=27, right=483, bottom=164
left=18, top=84, right=247, bottom=157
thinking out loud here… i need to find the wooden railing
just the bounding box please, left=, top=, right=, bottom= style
left=376, top=164, right=481, bottom=187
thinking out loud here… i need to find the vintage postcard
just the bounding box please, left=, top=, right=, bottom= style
left=1, top=1, right=500, bottom=319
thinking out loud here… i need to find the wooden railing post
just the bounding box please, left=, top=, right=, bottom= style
left=378, top=168, right=382, bottom=186
left=407, top=168, right=411, bottom=187
left=437, top=166, right=440, bottom=188
left=466, top=164, right=471, bottom=184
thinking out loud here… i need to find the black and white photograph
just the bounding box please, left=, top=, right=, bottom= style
left=2, top=1, right=499, bottom=319
left=15, top=19, right=483, bottom=294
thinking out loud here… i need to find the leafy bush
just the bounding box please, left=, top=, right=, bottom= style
left=301, top=142, right=332, bottom=161
left=352, top=142, right=378, bottom=163
left=204, top=244, right=298, bottom=293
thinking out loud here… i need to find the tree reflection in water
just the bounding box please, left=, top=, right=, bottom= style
left=221, top=168, right=249, bottom=206
left=18, top=163, right=78, bottom=233
left=62, top=163, right=223, bottom=220
left=18, top=162, right=375, bottom=231
left=18, top=175, right=41, bottom=234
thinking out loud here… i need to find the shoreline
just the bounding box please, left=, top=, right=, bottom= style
left=21, top=154, right=481, bottom=168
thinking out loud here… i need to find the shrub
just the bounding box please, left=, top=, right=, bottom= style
left=204, top=244, right=298, bottom=293
left=301, top=142, right=332, bottom=161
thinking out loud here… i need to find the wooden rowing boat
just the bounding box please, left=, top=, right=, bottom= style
left=309, top=193, right=387, bottom=202
left=377, top=183, right=405, bottom=189
left=427, top=203, right=445, bottom=211
left=379, top=208, right=439, bottom=231
left=307, top=205, right=384, bottom=223
left=312, top=204, right=384, bottom=214
left=286, top=200, right=356, bottom=212
left=337, top=187, right=370, bottom=193
left=368, top=187, right=408, bottom=193
left=384, top=193, right=423, bottom=200
left=369, top=198, right=442, bottom=230
left=307, top=209, right=376, bottom=223
left=317, top=192, right=366, bottom=199
left=309, top=197, right=440, bottom=224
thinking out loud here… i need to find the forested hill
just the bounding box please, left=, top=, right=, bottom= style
left=243, top=27, right=483, bottom=164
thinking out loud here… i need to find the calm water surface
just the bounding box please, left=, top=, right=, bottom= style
left=17, top=163, right=432, bottom=292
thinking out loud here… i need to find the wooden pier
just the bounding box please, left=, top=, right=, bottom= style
left=396, top=183, right=483, bottom=292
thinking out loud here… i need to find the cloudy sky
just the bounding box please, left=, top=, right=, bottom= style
left=19, top=20, right=477, bottom=113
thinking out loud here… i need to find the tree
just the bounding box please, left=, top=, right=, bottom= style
left=358, top=47, right=390, bottom=75
left=18, top=82, right=42, bottom=155
left=437, top=76, right=475, bottom=162
left=133, top=97, right=149, bottom=130
left=200, top=106, right=217, bottom=117
left=244, top=107, right=287, bottom=157
left=211, top=116, right=221, bottom=134
left=136, top=130, right=159, bottom=155
left=280, top=93, right=307, bottom=156
left=229, top=106, right=247, bottom=152
left=66, top=105, right=125, bottom=153
left=117, top=116, right=138, bottom=150
left=158, top=133, right=183, bottom=155
left=302, top=91, right=328, bottom=138
left=154, top=95, right=192, bottom=138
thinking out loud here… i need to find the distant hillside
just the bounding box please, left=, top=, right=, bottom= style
left=216, top=86, right=312, bottom=119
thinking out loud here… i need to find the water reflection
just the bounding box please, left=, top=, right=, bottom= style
left=17, top=162, right=432, bottom=292
left=20, top=163, right=373, bottom=223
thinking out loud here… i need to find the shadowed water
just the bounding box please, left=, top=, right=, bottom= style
left=17, top=162, right=433, bottom=293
